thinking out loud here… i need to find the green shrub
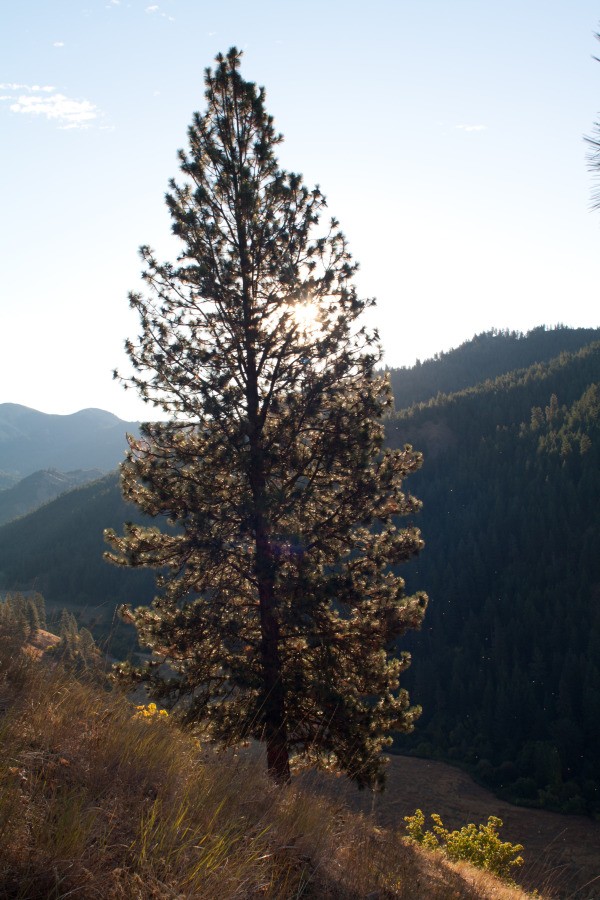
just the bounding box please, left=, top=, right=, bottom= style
left=404, top=808, right=524, bottom=881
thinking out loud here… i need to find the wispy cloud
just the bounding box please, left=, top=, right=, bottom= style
left=0, top=83, right=54, bottom=92
left=456, top=124, right=487, bottom=132
left=53, top=41, right=65, bottom=48
left=145, top=4, right=175, bottom=20
left=0, top=84, right=101, bottom=129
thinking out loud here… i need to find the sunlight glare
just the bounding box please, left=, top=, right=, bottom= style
left=290, top=299, right=320, bottom=334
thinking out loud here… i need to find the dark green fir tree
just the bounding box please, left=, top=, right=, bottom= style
left=105, top=48, right=427, bottom=787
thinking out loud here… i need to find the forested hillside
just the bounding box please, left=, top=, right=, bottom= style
left=0, top=468, right=103, bottom=526
left=0, top=475, right=155, bottom=656
left=390, top=341, right=600, bottom=815
left=387, top=325, right=600, bottom=409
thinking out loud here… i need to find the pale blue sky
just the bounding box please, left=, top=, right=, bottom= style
left=1, top=1, right=599, bottom=419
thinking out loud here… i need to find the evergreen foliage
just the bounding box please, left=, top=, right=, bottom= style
left=586, top=33, right=600, bottom=211
left=392, top=342, right=600, bottom=813
left=0, top=591, right=46, bottom=653
left=52, top=609, right=103, bottom=675
left=105, top=48, right=427, bottom=787
left=0, top=591, right=102, bottom=676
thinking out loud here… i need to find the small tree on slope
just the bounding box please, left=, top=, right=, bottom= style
left=105, top=48, right=427, bottom=787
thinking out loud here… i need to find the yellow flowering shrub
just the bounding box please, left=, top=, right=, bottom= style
left=404, top=809, right=524, bottom=881
left=133, top=702, right=169, bottom=721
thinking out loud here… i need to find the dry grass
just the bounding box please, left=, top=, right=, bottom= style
left=0, top=645, right=542, bottom=899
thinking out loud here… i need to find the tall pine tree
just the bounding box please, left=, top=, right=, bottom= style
left=106, top=48, right=427, bottom=787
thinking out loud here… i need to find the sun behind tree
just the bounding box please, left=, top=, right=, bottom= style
left=105, top=47, right=427, bottom=788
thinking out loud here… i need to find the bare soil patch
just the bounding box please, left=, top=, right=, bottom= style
left=23, top=628, right=60, bottom=659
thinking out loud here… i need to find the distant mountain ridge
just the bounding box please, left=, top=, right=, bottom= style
left=0, top=404, right=140, bottom=479
left=0, top=468, right=103, bottom=527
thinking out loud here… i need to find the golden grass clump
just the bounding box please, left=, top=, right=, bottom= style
left=0, top=643, right=541, bottom=899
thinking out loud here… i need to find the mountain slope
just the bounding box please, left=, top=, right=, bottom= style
left=386, top=325, right=600, bottom=409
left=0, top=468, right=103, bottom=526
left=0, top=473, right=156, bottom=655
left=389, top=341, right=600, bottom=814
left=0, top=404, right=140, bottom=478
left=0, top=652, right=536, bottom=899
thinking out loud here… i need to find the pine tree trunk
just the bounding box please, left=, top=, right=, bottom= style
left=236, top=161, right=290, bottom=784
left=250, top=448, right=291, bottom=783
left=256, top=534, right=291, bottom=784
left=247, top=368, right=291, bottom=784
